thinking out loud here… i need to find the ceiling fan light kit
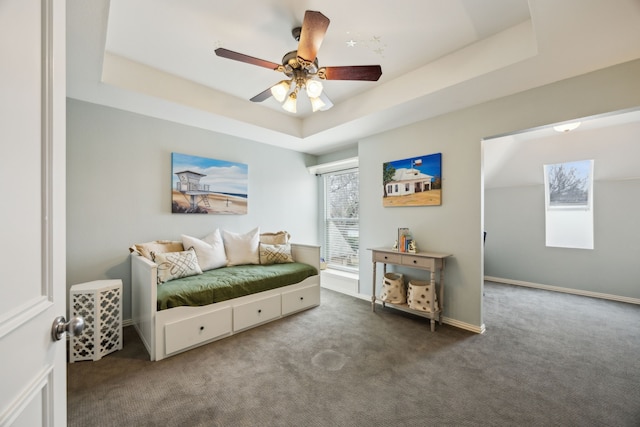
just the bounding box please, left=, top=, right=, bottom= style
left=214, top=10, right=382, bottom=114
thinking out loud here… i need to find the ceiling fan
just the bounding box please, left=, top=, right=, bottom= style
left=214, top=10, right=382, bottom=113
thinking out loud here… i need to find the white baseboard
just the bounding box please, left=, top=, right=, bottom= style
left=485, top=276, right=640, bottom=305
left=442, top=316, right=486, bottom=334
left=341, top=290, right=484, bottom=334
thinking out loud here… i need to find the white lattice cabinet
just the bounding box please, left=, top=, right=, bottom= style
left=69, top=279, right=123, bottom=362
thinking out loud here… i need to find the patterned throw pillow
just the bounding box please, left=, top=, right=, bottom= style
left=259, top=243, right=294, bottom=265
left=152, top=248, right=203, bottom=285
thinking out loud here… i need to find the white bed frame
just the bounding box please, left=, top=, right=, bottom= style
left=131, top=244, right=321, bottom=361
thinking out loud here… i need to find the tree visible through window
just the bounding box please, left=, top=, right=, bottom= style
left=324, top=169, right=359, bottom=270
left=545, top=160, right=592, bottom=208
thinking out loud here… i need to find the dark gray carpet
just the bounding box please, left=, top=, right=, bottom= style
left=68, top=283, right=640, bottom=426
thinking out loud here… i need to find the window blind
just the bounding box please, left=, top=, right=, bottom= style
left=324, top=169, right=359, bottom=270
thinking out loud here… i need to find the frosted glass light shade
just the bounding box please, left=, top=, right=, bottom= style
left=310, top=96, right=326, bottom=112
left=306, top=79, right=323, bottom=98
left=553, top=122, right=581, bottom=132
left=271, top=80, right=291, bottom=102
left=282, top=92, right=297, bottom=113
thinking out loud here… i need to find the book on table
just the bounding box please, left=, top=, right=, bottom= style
left=397, top=228, right=413, bottom=253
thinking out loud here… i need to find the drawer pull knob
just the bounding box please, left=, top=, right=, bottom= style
left=384, top=256, right=388, bottom=259
left=258, top=309, right=262, bottom=314
left=200, top=326, right=204, bottom=331
left=300, top=297, right=304, bottom=301
left=413, top=260, right=417, bottom=264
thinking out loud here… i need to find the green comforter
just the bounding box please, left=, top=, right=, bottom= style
left=157, top=262, right=317, bottom=310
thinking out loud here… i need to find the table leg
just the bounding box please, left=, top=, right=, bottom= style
left=439, top=259, right=446, bottom=325
left=371, top=260, right=377, bottom=312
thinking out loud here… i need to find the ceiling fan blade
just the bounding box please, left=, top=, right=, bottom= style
left=250, top=87, right=273, bottom=102
left=215, top=48, right=281, bottom=70
left=297, top=10, right=330, bottom=65
left=321, top=65, right=382, bottom=81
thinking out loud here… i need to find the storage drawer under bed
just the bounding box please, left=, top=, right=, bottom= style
left=233, top=294, right=281, bottom=332
left=282, top=284, right=320, bottom=315
left=164, top=306, right=232, bottom=355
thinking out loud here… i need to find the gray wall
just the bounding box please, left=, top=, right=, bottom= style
left=358, top=59, right=640, bottom=329
left=484, top=118, right=640, bottom=299
left=66, top=100, right=319, bottom=320
left=485, top=181, right=640, bottom=299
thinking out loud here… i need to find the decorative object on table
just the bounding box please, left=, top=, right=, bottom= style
left=171, top=152, right=248, bottom=215
left=392, top=240, right=398, bottom=251
left=382, top=153, right=442, bottom=207
left=397, top=227, right=415, bottom=253
left=407, top=279, right=438, bottom=312
left=320, top=257, right=327, bottom=270
left=380, top=272, right=405, bottom=304
left=408, top=240, right=418, bottom=253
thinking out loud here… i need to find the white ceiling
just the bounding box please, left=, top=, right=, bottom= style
left=66, top=0, right=640, bottom=155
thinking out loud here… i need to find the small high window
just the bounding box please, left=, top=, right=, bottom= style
left=543, top=160, right=594, bottom=249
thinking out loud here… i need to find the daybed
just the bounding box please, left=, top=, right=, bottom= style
left=131, top=228, right=320, bottom=361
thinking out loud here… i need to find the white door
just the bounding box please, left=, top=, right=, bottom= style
left=0, top=0, right=67, bottom=426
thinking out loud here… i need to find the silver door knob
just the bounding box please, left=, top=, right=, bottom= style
left=51, top=316, right=85, bottom=341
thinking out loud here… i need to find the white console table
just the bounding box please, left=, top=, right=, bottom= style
left=369, top=248, right=451, bottom=331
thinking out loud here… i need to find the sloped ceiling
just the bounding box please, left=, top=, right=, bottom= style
left=67, top=0, right=640, bottom=155
left=484, top=109, right=640, bottom=188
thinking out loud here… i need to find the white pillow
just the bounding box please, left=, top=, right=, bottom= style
left=222, top=227, right=260, bottom=266
left=181, top=229, right=227, bottom=271
left=152, top=248, right=202, bottom=285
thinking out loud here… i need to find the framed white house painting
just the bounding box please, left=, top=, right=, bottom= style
left=382, top=153, right=442, bottom=207
left=171, top=152, right=248, bottom=214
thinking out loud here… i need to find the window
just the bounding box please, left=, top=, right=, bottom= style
left=543, top=160, right=594, bottom=249
left=544, top=160, right=592, bottom=209
left=324, top=169, right=359, bottom=270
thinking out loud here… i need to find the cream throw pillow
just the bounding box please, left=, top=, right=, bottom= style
left=259, top=243, right=294, bottom=265
left=181, top=229, right=227, bottom=271
left=222, top=227, right=260, bottom=266
left=152, top=248, right=202, bottom=285
left=260, top=231, right=290, bottom=245
left=131, top=240, right=184, bottom=261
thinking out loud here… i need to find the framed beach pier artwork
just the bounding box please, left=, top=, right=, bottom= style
left=382, top=153, right=442, bottom=207
left=171, top=152, right=248, bottom=214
